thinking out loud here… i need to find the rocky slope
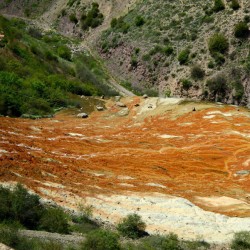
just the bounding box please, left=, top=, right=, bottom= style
left=2, top=0, right=250, bottom=105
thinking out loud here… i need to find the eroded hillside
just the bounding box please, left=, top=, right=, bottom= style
left=1, top=97, right=250, bottom=242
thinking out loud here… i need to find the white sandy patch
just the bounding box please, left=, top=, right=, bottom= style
left=117, top=175, right=135, bottom=180
left=242, top=159, right=250, bottom=167
left=207, top=111, right=232, bottom=117
left=43, top=182, right=65, bottom=189
left=178, top=122, right=193, bottom=126
left=158, top=134, right=183, bottom=139
left=66, top=133, right=85, bottom=137
left=85, top=192, right=250, bottom=243
left=230, top=131, right=250, bottom=138
left=195, top=196, right=247, bottom=207
left=146, top=183, right=166, bottom=189
left=203, top=115, right=215, bottom=119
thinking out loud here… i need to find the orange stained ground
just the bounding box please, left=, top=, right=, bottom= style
left=0, top=97, right=250, bottom=216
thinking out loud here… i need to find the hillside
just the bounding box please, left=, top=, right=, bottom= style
left=0, top=15, right=123, bottom=117
left=99, top=0, right=250, bottom=104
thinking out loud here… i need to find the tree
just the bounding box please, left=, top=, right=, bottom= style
left=117, top=214, right=146, bottom=239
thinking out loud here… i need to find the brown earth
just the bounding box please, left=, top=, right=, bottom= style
left=1, top=97, right=250, bottom=219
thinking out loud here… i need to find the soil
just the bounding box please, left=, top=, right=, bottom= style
left=1, top=96, right=250, bottom=243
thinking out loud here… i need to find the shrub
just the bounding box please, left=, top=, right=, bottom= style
left=178, top=49, right=190, bottom=65
left=213, top=0, right=225, bottom=12
left=81, top=230, right=121, bottom=250
left=231, top=231, right=250, bottom=250
left=117, top=214, right=146, bottom=239
left=191, top=65, right=205, bottom=80
left=57, top=45, right=71, bottom=61
left=181, top=79, right=193, bottom=90
left=111, top=18, right=117, bottom=28
left=234, top=22, right=249, bottom=38
left=233, top=82, right=244, bottom=101
left=230, top=0, right=240, bottom=10
left=39, top=207, right=69, bottom=234
left=164, top=46, right=174, bottom=56
left=207, top=73, right=228, bottom=96
left=208, top=33, right=229, bottom=55
left=135, top=16, right=145, bottom=27
left=69, top=13, right=78, bottom=24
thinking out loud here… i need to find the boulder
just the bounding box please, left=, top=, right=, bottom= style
left=96, top=106, right=104, bottom=111
left=77, top=113, right=88, bottom=118
left=117, top=108, right=129, bottom=116
left=115, top=96, right=121, bottom=102
left=148, top=104, right=153, bottom=108
left=116, top=102, right=127, bottom=108
left=134, top=103, right=140, bottom=107
left=143, top=94, right=148, bottom=99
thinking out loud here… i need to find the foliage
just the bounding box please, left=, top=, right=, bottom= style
left=57, top=45, right=71, bottom=61
left=39, top=207, right=70, bottom=234
left=230, top=0, right=240, bottom=10
left=135, top=16, right=145, bottom=27
left=208, top=33, right=229, bottom=55
left=207, top=73, right=228, bottom=96
left=81, top=230, right=121, bottom=250
left=178, top=49, right=190, bottom=65
left=0, top=184, right=45, bottom=229
left=69, top=13, right=78, bottom=24
left=81, top=3, right=104, bottom=30
left=117, top=214, right=146, bottom=239
left=181, top=79, right=193, bottom=90
left=213, top=0, right=225, bottom=12
left=123, top=234, right=183, bottom=250
left=231, top=231, right=250, bottom=250
left=191, top=65, right=205, bottom=80
left=234, top=22, right=249, bottom=38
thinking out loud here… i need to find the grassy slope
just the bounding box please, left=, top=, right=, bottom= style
left=99, top=0, right=250, bottom=103
left=0, top=15, right=117, bottom=117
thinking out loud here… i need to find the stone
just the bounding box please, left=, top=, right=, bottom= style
left=148, top=104, right=153, bottom=108
left=134, top=103, right=140, bottom=107
left=143, top=94, right=148, bottom=99
left=235, top=170, right=250, bottom=176
left=76, top=113, right=88, bottom=118
left=116, top=102, right=127, bottom=107
left=115, top=96, right=121, bottom=102
left=96, top=106, right=104, bottom=111
left=117, top=108, right=129, bottom=116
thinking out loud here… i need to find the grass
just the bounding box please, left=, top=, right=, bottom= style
left=0, top=15, right=117, bottom=117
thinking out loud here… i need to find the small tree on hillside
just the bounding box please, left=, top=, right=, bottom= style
left=213, top=0, right=225, bottom=12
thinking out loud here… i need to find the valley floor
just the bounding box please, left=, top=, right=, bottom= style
left=1, top=96, right=250, bottom=243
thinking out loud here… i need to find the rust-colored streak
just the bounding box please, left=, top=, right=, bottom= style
left=0, top=98, right=250, bottom=216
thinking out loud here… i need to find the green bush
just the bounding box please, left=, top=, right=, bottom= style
left=164, top=46, right=174, bottom=56
left=135, top=16, right=145, bottom=27
left=117, top=214, right=146, bottom=239
left=39, top=207, right=70, bottom=234
left=69, top=13, right=78, bottom=24
left=213, top=0, right=225, bottom=12
left=81, top=230, right=121, bottom=250
left=178, top=49, right=190, bottom=65
left=191, top=65, right=205, bottom=80
left=57, top=45, right=71, bottom=61
left=181, top=79, right=193, bottom=90
left=207, top=73, right=228, bottom=96
left=231, top=0, right=240, bottom=10
left=231, top=231, right=250, bottom=250
left=208, top=33, right=229, bottom=55
left=234, top=22, right=249, bottom=38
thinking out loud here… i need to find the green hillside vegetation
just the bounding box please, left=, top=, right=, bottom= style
left=0, top=16, right=116, bottom=117
left=100, top=0, right=250, bottom=104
